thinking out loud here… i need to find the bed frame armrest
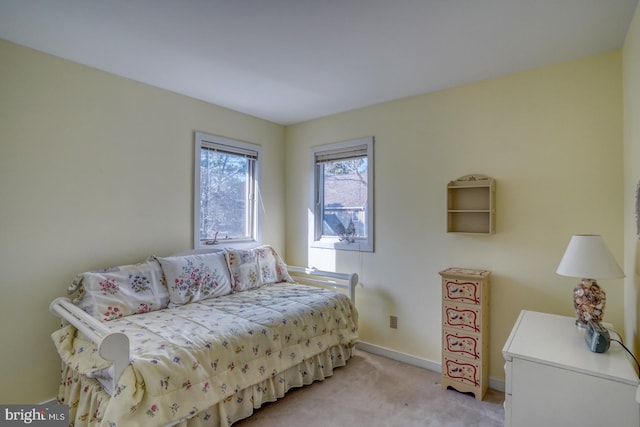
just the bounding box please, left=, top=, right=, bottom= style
left=286, top=266, right=358, bottom=303
left=49, top=297, right=129, bottom=395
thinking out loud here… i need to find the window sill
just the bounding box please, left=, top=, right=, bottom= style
left=312, top=238, right=373, bottom=252
left=195, top=238, right=261, bottom=251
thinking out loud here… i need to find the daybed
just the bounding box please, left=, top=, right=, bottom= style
left=49, top=246, right=358, bottom=426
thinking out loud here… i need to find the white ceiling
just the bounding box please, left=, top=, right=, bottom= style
left=1, top=0, right=638, bottom=125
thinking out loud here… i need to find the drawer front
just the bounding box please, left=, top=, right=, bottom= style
left=442, top=278, right=482, bottom=305
left=442, top=354, right=480, bottom=387
left=443, top=303, right=481, bottom=332
left=509, top=357, right=639, bottom=426
left=443, top=328, right=482, bottom=359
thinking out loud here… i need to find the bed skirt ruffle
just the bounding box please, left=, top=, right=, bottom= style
left=59, top=343, right=354, bottom=427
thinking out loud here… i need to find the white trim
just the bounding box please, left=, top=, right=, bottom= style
left=356, top=341, right=441, bottom=372
left=356, top=341, right=505, bottom=392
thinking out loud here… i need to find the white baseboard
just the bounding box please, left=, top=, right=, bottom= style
left=356, top=341, right=441, bottom=372
left=39, top=398, right=58, bottom=405
left=355, top=341, right=505, bottom=392
left=490, top=377, right=505, bottom=392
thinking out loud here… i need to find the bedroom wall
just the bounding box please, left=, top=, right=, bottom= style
left=0, top=39, right=286, bottom=403
left=0, top=36, right=628, bottom=404
left=284, top=50, right=624, bottom=384
left=623, top=2, right=640, bottom=357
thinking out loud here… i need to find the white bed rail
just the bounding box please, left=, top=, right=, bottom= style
left=286, top=266, right=358, bottom=303
left=49, top=297, right=129, bottom=395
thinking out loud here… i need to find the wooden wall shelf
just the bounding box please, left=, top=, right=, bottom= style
left=447, top=175, right=495, bottom=234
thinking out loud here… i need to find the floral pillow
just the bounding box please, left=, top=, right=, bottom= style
left=68, top=258, right=169, bottom=321
left=225, top=248, right=261, bottom=292
left=255, top=245, right=293, bottom=284
left=156, top=252, right=232, bottom=307
left=225, top=245, right=292, bottom=292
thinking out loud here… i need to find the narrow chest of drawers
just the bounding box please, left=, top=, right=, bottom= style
left=439, top=267, right=491, bottom=400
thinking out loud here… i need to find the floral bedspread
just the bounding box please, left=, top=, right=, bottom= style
left=52, top=283, right=358, bottom=426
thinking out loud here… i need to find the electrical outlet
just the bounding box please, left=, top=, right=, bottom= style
left=390, top=315, right=398, bottom=329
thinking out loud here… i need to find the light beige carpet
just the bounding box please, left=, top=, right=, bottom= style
left=233, top=349, right=504, bottom=426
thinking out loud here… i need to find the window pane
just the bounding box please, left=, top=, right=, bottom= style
left=321, top=158, right=368, bottom=239
left=200, top=149, right=251, bottom=240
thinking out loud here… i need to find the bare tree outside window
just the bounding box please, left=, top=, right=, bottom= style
left=200, top=150, right=251, bottom=241
left=194, top=132, right=260, bottom=249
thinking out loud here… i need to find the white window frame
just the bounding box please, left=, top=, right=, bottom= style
left=311, top=136, right=374, bottom=252
left=194, top=132, right=262, bottom=250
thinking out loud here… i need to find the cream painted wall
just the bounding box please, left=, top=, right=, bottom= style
left=285, top=51, right=624, bottom=383
left=623, top=3, right=640, bottom=356
left=0, top=40, right=286, bottom=403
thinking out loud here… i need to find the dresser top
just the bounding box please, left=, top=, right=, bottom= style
left=502, top=310, right=638, bottom=385
left=439, top=267, right=491, bottom=279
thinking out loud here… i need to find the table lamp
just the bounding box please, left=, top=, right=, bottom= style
left=556, top=234, right=624, bottom=327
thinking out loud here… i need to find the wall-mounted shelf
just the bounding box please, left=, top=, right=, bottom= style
left=447, top=175, right=495, bottom=234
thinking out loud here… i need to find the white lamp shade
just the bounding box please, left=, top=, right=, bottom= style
left=556, top=234, right=624, bottom=279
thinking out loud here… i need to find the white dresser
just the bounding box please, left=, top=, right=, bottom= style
left=502, top=310, right=640, bottom=427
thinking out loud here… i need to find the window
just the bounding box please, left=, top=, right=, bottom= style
left=312, top=136, right=374, bottom=252
left=194, top=132, right=261, bottom=249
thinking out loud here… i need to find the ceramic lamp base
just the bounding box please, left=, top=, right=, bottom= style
left=573, top=279, right=606, bottom=327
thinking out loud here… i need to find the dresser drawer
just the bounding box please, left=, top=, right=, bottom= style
left=442, top=278, right=482, bottom=305
left=442, top=354, right=481, bottom=387
left=443, top=327, right=482, bottom=359
left=443, top=303, right=482, bottom=332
